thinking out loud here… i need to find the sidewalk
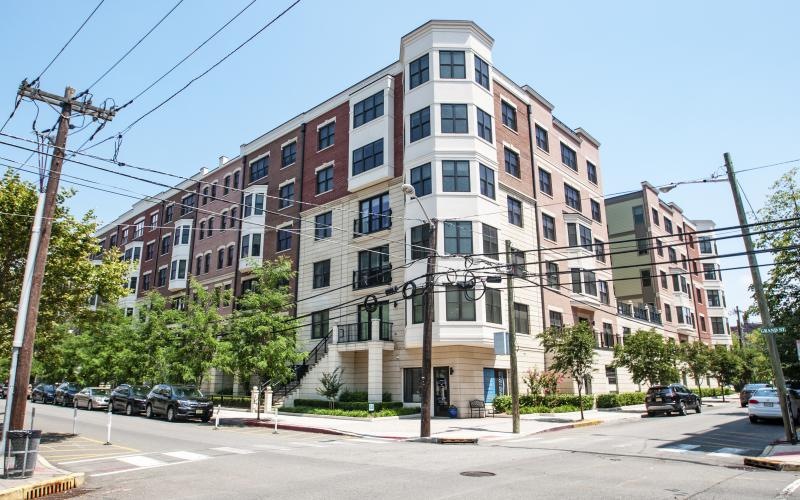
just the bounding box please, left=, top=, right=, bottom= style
left=745, top=443, right=800, bottom=472
left=0, top=456, right=83, bottom=499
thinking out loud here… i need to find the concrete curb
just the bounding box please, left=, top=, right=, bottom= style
left=242, top=419, right=407, bottom=440
left=743, top=456, right=800, bottom=472
left=534, top=418, right=604, bottom=434
left=0, top=457, right=84, bottom=500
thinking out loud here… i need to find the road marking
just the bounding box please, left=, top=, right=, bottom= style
left=540, top=437, right=573, bottom=444
left=211, top=447, right=255, bottom=455
left=117, top=455, right=166, bottom=468
left=708, top=447, right=746, bottom=457
left=163, top=451, right=209, bottom=461
left=289, top=441, right=328, bottom=448
left=91, top=460, right=187, bottom=478
left=611, top=443, right=633, bottom=448
left=252, top=444, right=292, bottom=451
left=60, top=452, right=159, bottom=465
left=661, top=444, right=701, bottom=453
left=779, top=478, right=800, bottom=498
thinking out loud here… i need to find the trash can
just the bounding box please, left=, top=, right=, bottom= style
left=3, top=430, right=41, bottom=478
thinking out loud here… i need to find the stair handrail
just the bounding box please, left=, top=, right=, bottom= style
left=261, top=328, right=332, bottom=393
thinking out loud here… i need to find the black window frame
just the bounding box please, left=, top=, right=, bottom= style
left=441, top=104, right=468, bottom=134
left=474, top=54, right=490, bottom=89
left=561, top=143, right=577, bottom=170
left=591, top=199, right=602, bottom=222
left=445, top=285, right=475, bottom=321
left=440, top=50, right=466, bottom=79
left=535, top=124, right=549, bottom=151
left=278, top=182, right=294, bottom=209
left=539, top=168, right=552, bottom=196
left=315, top=212, right=333, bottom=240
left=501, top=101, right=517, bottom=130
left=479, top=163, right=495, bottom=199
left=442, top=160, right=470, bottom=192
left=410, top=224, right=431, bottom=260
left=357, top=192, right=391, bottom=234
left=507, top=197, right=523, bottom=227
left=564, top=183, right=581, bottom=211
left=504, top=147, right=520, bottom=177
left=513, top=303, right=530, bottom=334
left=409, top=53, right=430, bottom=89
left=281, top=142, right=297, bottom=167
left=546, top=262, right=559, bottom=288
left=476, top=107, right=492, bottom=142
left=316, top=165, right=334, bottom=194
left=587, top=161, right=598, bottom=184
left=444, top=221, right=473, bottom=255
left=311, top=310, right=329, bottom=339
left=249, top=157, right=268, bottom=182
left=542, top=213, right=556, bottom=241
left=482, top=224, right=499, bottom=260
left=485, top=288, right=502, bottom=324
left=353, top=90, right=384, bottom=128
left=318, top=122, right=335, bottom=150
left=410, top=107, right=431, bottom=142
left=410, top=163, right=432, bottom=197
left=352, top=138, right=384, bottom=176
left=313, top=260, right=331, bottom=289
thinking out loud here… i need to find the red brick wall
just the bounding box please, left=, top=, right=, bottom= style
left=300, top=102, right=350, bottom=206
left=493, top=81, right=533, bottom=199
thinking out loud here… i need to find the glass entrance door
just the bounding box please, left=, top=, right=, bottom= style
left=433, top=366, right=450, bottom=416
left=357, top=301, right=388, bottom=340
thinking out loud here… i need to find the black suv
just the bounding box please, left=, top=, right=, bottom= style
left=31, top=383, right=56, bottom=404
left=645, top=384, right=702, bottom=417
left=110, top=384, right=151, bottom=416
left=146, top=384, right=213, bottom=422
left=54, top=382, right=81, bottom=406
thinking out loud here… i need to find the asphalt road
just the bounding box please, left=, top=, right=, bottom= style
left=17, top=400, right=800, bottom=499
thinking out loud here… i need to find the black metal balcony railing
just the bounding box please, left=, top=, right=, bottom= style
left=352, top=265, right=392, bottom=290
left=617, top=303, right=662, bottom=326
left=337, top=321, right=393, bottom=343
left=353, top=210, right=392, bottom=236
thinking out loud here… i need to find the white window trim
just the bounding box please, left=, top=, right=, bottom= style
left=316, top=117, right=336, bottom=130
left=280, top=137, right=298, bottom=149
left=502, top=141, right=521, bottom=155
left=315, top=161, right=334, bottom=173
left=278, top=177, right=296, bottom=189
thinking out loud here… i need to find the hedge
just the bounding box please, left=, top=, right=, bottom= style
left=209, top=395, right=251, bottom=408
left=596, top=392, right=646, bottom=408
left=292, top=399, right=404, bottom=411
left=280, top=406, right=420, bottom=417
left=691, top=387, right=735, bottom=397
left=492, top=395, right=593, bottom=414
left=519, top=405, right=580, bottom=414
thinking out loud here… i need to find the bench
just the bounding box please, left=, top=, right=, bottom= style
left=469, top=399, right=495, bottom=418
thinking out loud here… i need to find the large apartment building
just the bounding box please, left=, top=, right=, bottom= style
left=692, top=220, right=732, bottom=347
left=95, top=20, right=729, bottom=413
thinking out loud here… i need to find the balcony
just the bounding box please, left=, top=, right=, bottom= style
left=337, top=321, right=393, bottom=343
left=617, top=303, right=662, bottom=325
left=353, top=210, right=392, bottom=237
left=352, top=265, right=392, bottom=290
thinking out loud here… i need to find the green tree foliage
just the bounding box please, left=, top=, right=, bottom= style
left=709, top=346, right=743, bottom=402
left=756, top=167, right=800, bottom=379
left=734, top=332, right=773, bottom=388
left=216, top=258, right=305, bottom=387
left=0, top=170, right=128, bottom=377
left=613, top=329, right=679, bottom=387
left=679, top=341, right=712, bottom=389
left=537, top=322, right=596, bottom=420
left=316, top=368, right=344, bottom=409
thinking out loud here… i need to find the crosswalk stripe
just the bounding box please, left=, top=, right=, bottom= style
left=117, top=455, right=166, bottom=467
left=708, top=447, right=746, bottom=457
left=661, top=444, right=700, bottom=453
left=163, top=451, right=209, bottom=461
left=211, top=447, right=255, bottom=455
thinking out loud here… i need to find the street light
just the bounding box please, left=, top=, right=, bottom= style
left=402, top=183, right=437, bottom=438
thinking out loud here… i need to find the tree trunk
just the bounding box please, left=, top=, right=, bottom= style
left=720, top=379, right=725, bottom=402
left=578, top=383, right=584, bottom=421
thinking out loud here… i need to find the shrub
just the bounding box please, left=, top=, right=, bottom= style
left=280, top=406, right=419, bottom=418
left=492, top=394, right=593, bottom=413
left=492, top=395, right=512, bottom=413
left=338, top=389, right=368, bottom=402
left=209, top=395, right=251, bottom=408
left=596, top=392, right=646, bottom=408
left=691, top=387, right=735, bottom=398
left=382, top=391, right=392, bottom=402
left=292, top=399, right=403, bottom=411
left=519, top=405, right=580, bottom=414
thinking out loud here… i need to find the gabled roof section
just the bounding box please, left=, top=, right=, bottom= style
left=400, top=20, right=494, bottom=48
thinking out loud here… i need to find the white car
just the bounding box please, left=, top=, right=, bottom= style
left=748, top=388, right=781, bottom=423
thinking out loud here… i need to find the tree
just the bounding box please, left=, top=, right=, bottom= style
left=680, top=341, right=712, bottom=389
left=734, top=332, right=773, bottom=388
left=316, top=368, right=344, bottom=409
left=216, top=258, right=305, bottom=389
left=709, top=346, right=743, bottom=402
left=0, top=170, right=128, bottom=371
left=613, top=329, right=679, bottom=387
left=537, top=322, right=596, bottom=420
left=523, top=368, right=560, bottom=398
left=756, top=167, right=800, bottom=379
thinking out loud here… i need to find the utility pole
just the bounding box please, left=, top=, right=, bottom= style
left=5, top=82, right=115, bottom=435
left=724, top=152, right=794, bottom=443
left=505, top=240, right=520, bottom=434
left=420, top=219, right=437, bottom=438
left=735, top=306, right=744, bottom=347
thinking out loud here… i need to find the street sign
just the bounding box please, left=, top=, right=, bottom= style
left=762, top=326, right=787, bottom=334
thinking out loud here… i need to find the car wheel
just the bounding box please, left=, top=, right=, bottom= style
left=647, top=411, right=656, bottom=417
left=678, top=402, right=687, bottom=416
left=146, top=404, right=154, bottom=419
left=166, top=406, right=176, bottom=422
left=749, top=415, right=758, bottom=424
left=695, top=401, right=702, bottom=414
left=88, top=401, right=93, bottom=411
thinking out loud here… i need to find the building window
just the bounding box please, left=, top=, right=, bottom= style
left=476, top=107, right=492, bottom=142
left=542, top=214, right=556, bottom=241
left=583, top=271, right=597, bottom=296
left=160, top=234, right=173, bottom=256
left=549, top=310, right=563, bottom=330
left=170, top=259, right=187, bottom=280
left=315, top=212, right=332, bottom=240
left=507, top=197, right=523, bottom=227
left=277, top=228, right=291, bottom=251
left=211, top=183, right=218, bottom=199
left=535, top=124, right=549, bottom=151
left=446, top=285, right=475, bottom=321
left=482, top=224, right=499, bottom=260
left=180, top=194, right=196, bottom=215
left=207, top=217, right=214, bottom=237
left=227, top=245, right=234, bottom=266
left=546, top=262, right=559, bottom=288
left=641, top=270, right=652, bottom=288
left=504, top=147, right=520, bottom=177
left=441, top=104, right=468, bottom=133
left=651, top=208, right=660, bottom=226
left=217, top=249, right=224, bottom=269
left=474, top=54, right=490, bottom=89
left=134, top=220, right=144, bottom=239
left=410, top=107, right=431, bottom=142
left=316, top=165, right=334, bottom=194
left=403, top=368, right=423, bottom=403
left=318, top=122, right=335, bottom=150
left=199, top=221, right=205, bottom=240
left=250, top=157, right=268, bottom=182
left=501, top=101, right=516, bottom=130
left=410, top=224, right=431, bottom=260
left=357, top=193, right=391, bottom=234
left=142, top=274, right=150, bottom=291
left=442, top=160, right=470, bottom=192
left=567, top=223, right=593, bottom=250
left=707, top=290, right=721, bottom=307
left=145, top=242, right=155, bottom=260
left=591, top=200, right=602, bottom=222
left=353, top=90, right=384, bottom=128
left=352, top=138, right=384, bottom=175
left=240, top=235, right=249, bottom=258
left=656, top=239, right=664, bottom=256
left=220, top=211, right=227, bottom=230
left=281, top=142, right=296, bottom=167
left=202, top=186, right=209, bottom=205
left=587, top=161, right=598, bottom=184
left=355, top=245, right=391, bottom=289
left=479, top=164, right=495, bottom=199
left=485, top=288, right=502, bottom=324
left=164, top=205, right=173, bottom=223
left=204, top=253, right=211, bottom=273
left=313, top=260, right=330, bottom=289
left=664, top=218, right=673, bottom=234
left=233, top=171, right=240, bottom=189
left=157, top=268, right=167, bottom=287
left=711, top=317, right=725, bottom=335
left=409, top=53, right=429, bottom=89
left=595, top=239, right=605, bottom=262
left=311, top=310, right=329, bottom=339
left=539, top=169, right=552, bottom=196
left=699, top=236, right=713, bottom=254
left=564, top=184, right=581, bottom=211
left=243, top=193, right=264, bottom=218
left=514, top=303, right=530, bottom=334
left=599, top=281, right=610, bottom=304
left=444, top=221, right=473, bottom=255
left=408, top=163, right=432, bottom=198
left=231, top=206, right=238, bottom=225
left=637, top=238, right=648, bottom=255
left=664, top=304, right=673, bottom=322
left=411, top=289, right=426, bottom=324
left=440, top=50, right=465, bottom=79
left=251, top=234, right=262, bottom=257
left=279, top=183, right=294, bottom=209
left=668, top=247, right=677, bottom=263
left=561, top=143, right=577, bottom=170
left=660, top=271, right=668, bottom=289
left=703, top=263, right=717, bottom=280
left=223, top=175, right=231, bottom=195
left=510, top=248, right=526, bottom=277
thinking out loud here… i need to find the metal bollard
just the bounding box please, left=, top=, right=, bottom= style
left=72, top=406, right=78, bottom=436
left=273, top=407, right=278, bottom=434
left=214, top=404, right=221, bottom=430
left=104, top=404, right=112, bottom=445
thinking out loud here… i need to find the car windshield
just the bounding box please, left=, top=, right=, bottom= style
left=753, top=388, right=778, bottom=397
left=91, top=389, right=109, bottom=396
left=173, top=387, right=203, bottom=399
left=132, top=386, right=150, bottom=397
left=648, top=387, right=672, bottom=395
left=745, top=384, right=768, bottom=391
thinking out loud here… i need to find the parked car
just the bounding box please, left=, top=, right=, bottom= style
left=740, top=383, right=771, bottom=407
left=110, top=384, right=151, bottom=416
left=73, top=387, right=110, bottom=411
left=645, top=384, right=702, bottom=417
left=748, top=387, right=783, bottom=423
left=145, top=384, right=213, bottom=422
left=31, top=383, right=56, bottom=404
left=54, top=382, right=82, bottom=407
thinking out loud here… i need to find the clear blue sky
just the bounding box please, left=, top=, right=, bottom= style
left=1, top=1, right=798, bottom=322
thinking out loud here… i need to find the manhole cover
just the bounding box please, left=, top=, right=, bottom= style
left=460, top=471, right=496, bottom=477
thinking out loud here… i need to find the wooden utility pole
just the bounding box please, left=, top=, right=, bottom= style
left=420, top=219, right=437, bottom=437
left=6, top=82, right=115, bottom=432
left=505, top=240, right=520, bottom=434
left=735, top=306, right=744, bottom=347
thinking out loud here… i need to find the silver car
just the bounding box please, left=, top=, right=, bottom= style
left=740, top=383, right=770, bottom=407
left=73, top=387, right=110, bottom=411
